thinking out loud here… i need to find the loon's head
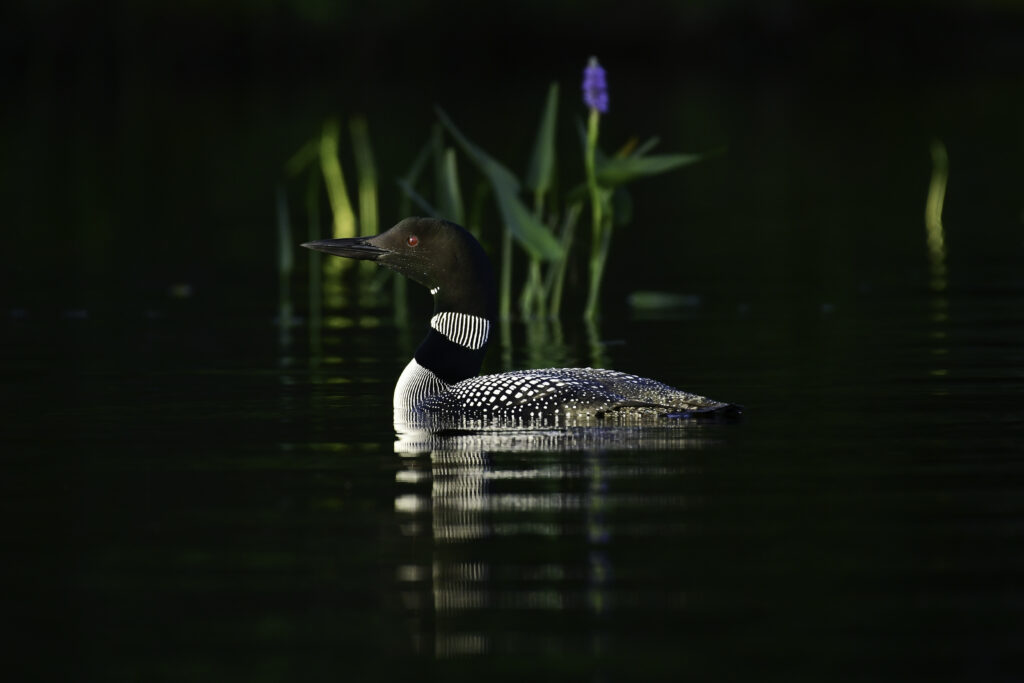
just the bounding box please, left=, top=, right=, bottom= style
left=302, top=217, right=497, bottom=321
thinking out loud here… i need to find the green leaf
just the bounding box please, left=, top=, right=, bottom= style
left=525, top=82, right=559, bottom=196
left=436, top=107, right=520, bottom=191
left=430, top=124, right=446, bottom=213
left=439, top=148, right=465, bottom=224
left=596, top=153, right=704, bottom=187
left=349, top=116, right=378, bottom=237
left=633, top=136, right=661, bottom=157
left=319, top=119, right=357, bottom=239
left=437, top=107, right=562, bottom=261
left=403, top=136, right=432, bottom=185
left=492, top=190, right=563, bottom=261
left=628, top=291, right=702, bottom=310
left=284, top=139, right=319, bottom=178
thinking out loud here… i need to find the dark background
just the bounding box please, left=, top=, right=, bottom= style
left=4, top=0, right=1023, bottom=318
left=5, top=3, right=1024, bottom=681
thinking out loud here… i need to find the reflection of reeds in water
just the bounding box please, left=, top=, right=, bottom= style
left=304, top=168, right=323, bottom=361
left=494, top=315, right=605, bottom=379
left=925, top=141, right=950, bottom=387
left=283, top=115, right=405, bottom=363
left=275, top=186, right=293, bottom=351
left=925, top=140, right=949, bottom=293
left=524, top=316, right=572, bottom=369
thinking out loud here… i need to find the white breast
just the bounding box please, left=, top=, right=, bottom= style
left=393, top=358, right=449, bottom=413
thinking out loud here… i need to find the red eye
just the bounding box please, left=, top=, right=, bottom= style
left=407, top=235, right=419, bottom=247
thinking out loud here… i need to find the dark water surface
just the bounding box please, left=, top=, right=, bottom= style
left=7, top=277, right=1024, bottom=681
left=5, top=36, right=1024, bottom=679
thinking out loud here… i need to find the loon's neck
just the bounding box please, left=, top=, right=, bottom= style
left=414, top=311, right=492, bottom=384
left=394, top=310, right=493, bottom=417
left=394, top=224, right=497, bottom=411
left=412, top=255, right=497, bottom=384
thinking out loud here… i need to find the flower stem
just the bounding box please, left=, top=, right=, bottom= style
left=583, top=108, right=604, bottom=321
left=548, top=202, right=581, bottom=318
left=519, top=258, right=546, bottom=319
left=520, top=190, right=548, bottom=319
left=500, top=227, right=512, bottom=321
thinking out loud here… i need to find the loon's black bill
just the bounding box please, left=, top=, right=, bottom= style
left=301, top=237, right=389, bottom=261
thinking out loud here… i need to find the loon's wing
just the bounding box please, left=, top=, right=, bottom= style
left=508, top=368, right=739, bottom=417
left=433, top=368, right=739, bottom=423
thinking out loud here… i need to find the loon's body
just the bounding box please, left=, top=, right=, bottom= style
left=303, top=217, right=738, bottom=430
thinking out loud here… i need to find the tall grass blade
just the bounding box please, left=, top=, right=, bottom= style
left=548, top=202, right=582, bottom=318
left=925, top=140, right=949, bottom=292
left=428, top=123, right=444, bottom=206
left=467, top=180, right=490, bottom=241
left=319, top=119, right=357, bottom=240
left=350, top=116, right=380, bottom=296
left=284, top=139, right=319, bottom=178
left=401, top=137, right=433, bottom=214
left=396, top=178, right=440, bottom=217
left=633, top=136, right=660, bottom=157
left=350, top=117, right=378, bottom=237
left=276, top=185, right=293, bottom=349
left=305, top=168, right=323, bottom=362
left=319, top=120, right=352, bottom=311
left=440, top=148, right=465, bottom=224
left=500, top=229, right=513, bottom=321
left=492, top=189, right=563, bottom=261
left=519, top=259, right=546, bottom=319
left=436, top=107, right=520, bottom=189
left=596, top=153, right=704, bottom=186
left=526, top=83, right=560, bottom=318
left=436, top=107, right=562, bottom=261
left=526, top=82, right=559, bottom=197
left=585, top=317, right=609, bottom=369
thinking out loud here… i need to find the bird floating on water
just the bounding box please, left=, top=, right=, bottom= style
left=303, top=217, right=740, bottom=431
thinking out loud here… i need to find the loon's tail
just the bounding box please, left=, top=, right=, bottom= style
left=665, top=402, right=743, bottom=419
left=599, top=398, right=743, bottom=421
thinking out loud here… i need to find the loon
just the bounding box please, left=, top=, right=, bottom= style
left=302, top=217, right=739, bottom=430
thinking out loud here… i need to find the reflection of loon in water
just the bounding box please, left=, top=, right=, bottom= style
left=303, top=217, right=740, bottom=432
left=394, top=427, right=720, bottom=457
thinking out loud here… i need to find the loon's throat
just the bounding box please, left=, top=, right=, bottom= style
left=393, top=358, right=448, bottom=414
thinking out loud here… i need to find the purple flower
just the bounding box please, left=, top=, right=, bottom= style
left=582, top=57, right=609, bottom=114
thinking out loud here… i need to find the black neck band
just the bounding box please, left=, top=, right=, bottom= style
left=414, top=329, right=487, bottom=385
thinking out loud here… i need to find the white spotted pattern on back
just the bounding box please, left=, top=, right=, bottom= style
left=394, top=366, right=728, bottom=428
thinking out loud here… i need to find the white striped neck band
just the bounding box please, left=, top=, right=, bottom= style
left=430, top=312, right=491, bottom=350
